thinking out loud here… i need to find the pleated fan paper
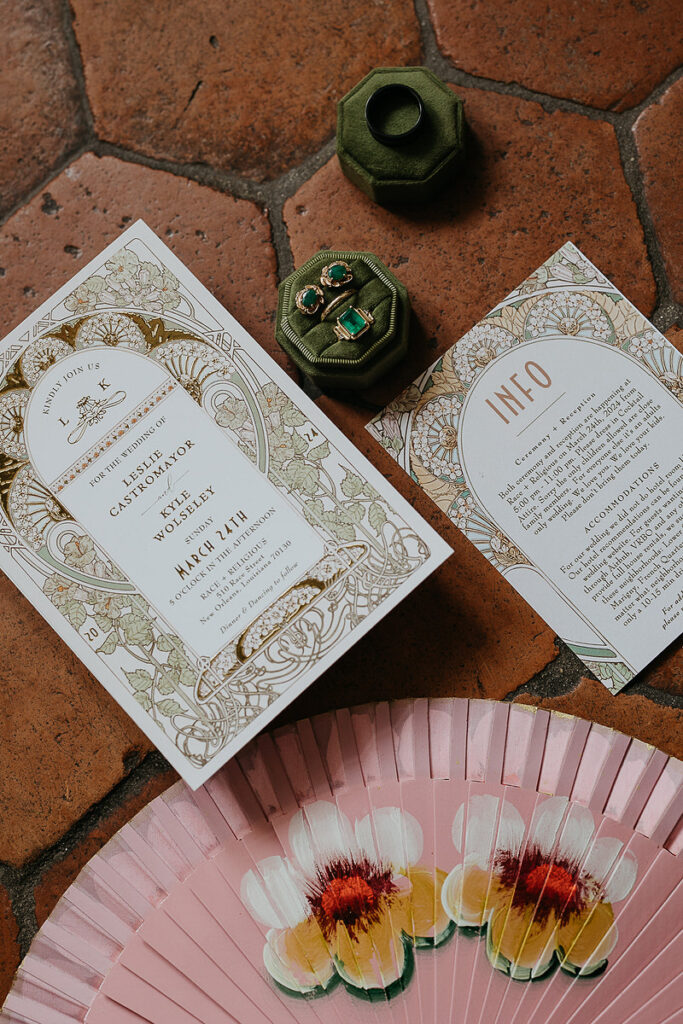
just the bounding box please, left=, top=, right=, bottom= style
left=2, top=698, right=681, bottom=1024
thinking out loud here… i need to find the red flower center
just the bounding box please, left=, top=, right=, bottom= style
left=321, top=875, right=378, bottom=922
left=524, top=862, right=576, bottom=903
left=495, top=846, right=589, bottom=922
left=307, top=856, right=397, bottom=940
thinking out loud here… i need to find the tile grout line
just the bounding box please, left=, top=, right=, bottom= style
left=0, top=750, right=173, bottom=958
left=502, top=641, right=588, bottom=702
left=611, top=100, right=682, bottom=327
left=503, top=640, right=682, bottom=710
left=0, top=8, right=678, bottom=343
left=414, top=0, right=630, bottom=124
left=411, top=0, right=682, bottom=321
left=60, top=0, right=96, bottom=136
left=0, top=139, right=92, bottom=231
left=1, top=14, right=678, bottom=243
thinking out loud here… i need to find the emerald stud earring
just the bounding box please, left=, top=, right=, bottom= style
left=320, top=260, right=353, bottom=288
left=295, top=284, right=324, bottom=315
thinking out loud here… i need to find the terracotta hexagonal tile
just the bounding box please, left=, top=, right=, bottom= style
left=275, top=394, right=558, bottom=728
left=69, top=0, right=420, bottom=181
left=514, top=676, right=683, bottom=760
left=34, top=766, right=178, bottom=927
left=0, top=152, right=290, bottom=376
left=668, top=327, right=683, bottom=351
left=639, top=640, right=683, bottom=699
left=634, top=77, right=683, bottom=304
left=0, top=0, right=85, bottom=217
left=283, top=87, right=655, bottom=406
left=0, top=884, right=20, bottom=1005
left=426, top=0, right=683, bottom=111
left=0, top=571, right=154, bottom=867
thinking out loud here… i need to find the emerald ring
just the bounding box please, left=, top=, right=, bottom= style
left=295, top=284, right=324, bottom=315
left=320, top=289, right=356, bottom=321
left=320, top=260, right=353, bottom=288
left=333, top=306, right=375, bottom=342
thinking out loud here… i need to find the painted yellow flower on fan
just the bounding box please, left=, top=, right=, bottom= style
left=441, top=795, right=637, bottom=982
left=240, top=801, right=453, bottom=999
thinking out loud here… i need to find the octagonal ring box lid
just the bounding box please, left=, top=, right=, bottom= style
left=276, top=250, right=410, bottom=391
left=337, top=66, right=465, bottom=205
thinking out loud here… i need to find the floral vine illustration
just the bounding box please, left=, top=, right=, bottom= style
left=64, top=247, right=182, bottom=314
left=0, top=242, right=431, bottom=768
left=215, top=381, right=409, bottom=573
left=41, top=534, right=211, bottom=743
left=582, top=659, right=633, bottom=693
left=6, top=310, right=427, bottom=764
left=512, top=244, right=607, bottom=298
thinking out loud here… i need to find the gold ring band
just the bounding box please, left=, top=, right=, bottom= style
left=320, top=289, right=356, bottom=321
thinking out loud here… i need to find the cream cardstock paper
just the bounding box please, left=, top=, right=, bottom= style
left=369, top=242, right=683, bottom=693
left=0, top=221, right=450, bottom=786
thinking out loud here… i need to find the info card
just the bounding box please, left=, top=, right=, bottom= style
left=369, top=242, right=683, bottom=692
left=0, top=222, right=450, bottom=785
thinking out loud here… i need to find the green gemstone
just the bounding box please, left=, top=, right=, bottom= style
left=329, top=262, right=347, bottom=282
left=338, top=307, right=368, bottom=337
left=301, top=287, right=318, bottom=308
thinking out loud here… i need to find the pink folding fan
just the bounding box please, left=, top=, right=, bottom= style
left=2, top=698, right=681, bottom=1023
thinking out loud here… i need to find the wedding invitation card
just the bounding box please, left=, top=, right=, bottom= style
left=0, top=222, right=449, bottom=786
left=369, top=242, right=683, bottom=693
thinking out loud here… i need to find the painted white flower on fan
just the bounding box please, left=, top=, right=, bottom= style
left=240, top=800, right=452, bottom=999
left=441, top=795, right=637, bottom=982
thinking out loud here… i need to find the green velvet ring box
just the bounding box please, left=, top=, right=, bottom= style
left=337, top=66, right=465, bottom=205
left=276, top=250, right=410, bottom=390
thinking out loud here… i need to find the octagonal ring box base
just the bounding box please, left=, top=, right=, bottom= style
left=337, top=66, right=465, bottom=205
left=276, top=250, right=410, bottom=391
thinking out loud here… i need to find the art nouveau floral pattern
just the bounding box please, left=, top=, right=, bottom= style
left=0, top=232, right=434, bottom=777
left=452, top=322, right=518, bottom=383
left=411, top=395, right=463, bottom=482
left=524, top=292, right=612, bottom=341
left=39, top=534, right=199, bottom=723
left=75, top=311, right=147, bottom=350
left=241, top=801, right=453, bottom=999
left=441, top=796, right=637, bottom=981
left=511, top=246, right=607, bottom=298
left=216, top=380, right=396, bottom=547
left=369, top=240, right=683, bottom=693
left=0, top=296, right=428, bottom=767
left=64, top=248, right=182, bottom=313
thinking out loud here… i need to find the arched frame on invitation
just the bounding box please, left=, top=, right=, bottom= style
left=0, top=234, right=432, bottom=772
left=370, top=242, right=683, bottom=693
